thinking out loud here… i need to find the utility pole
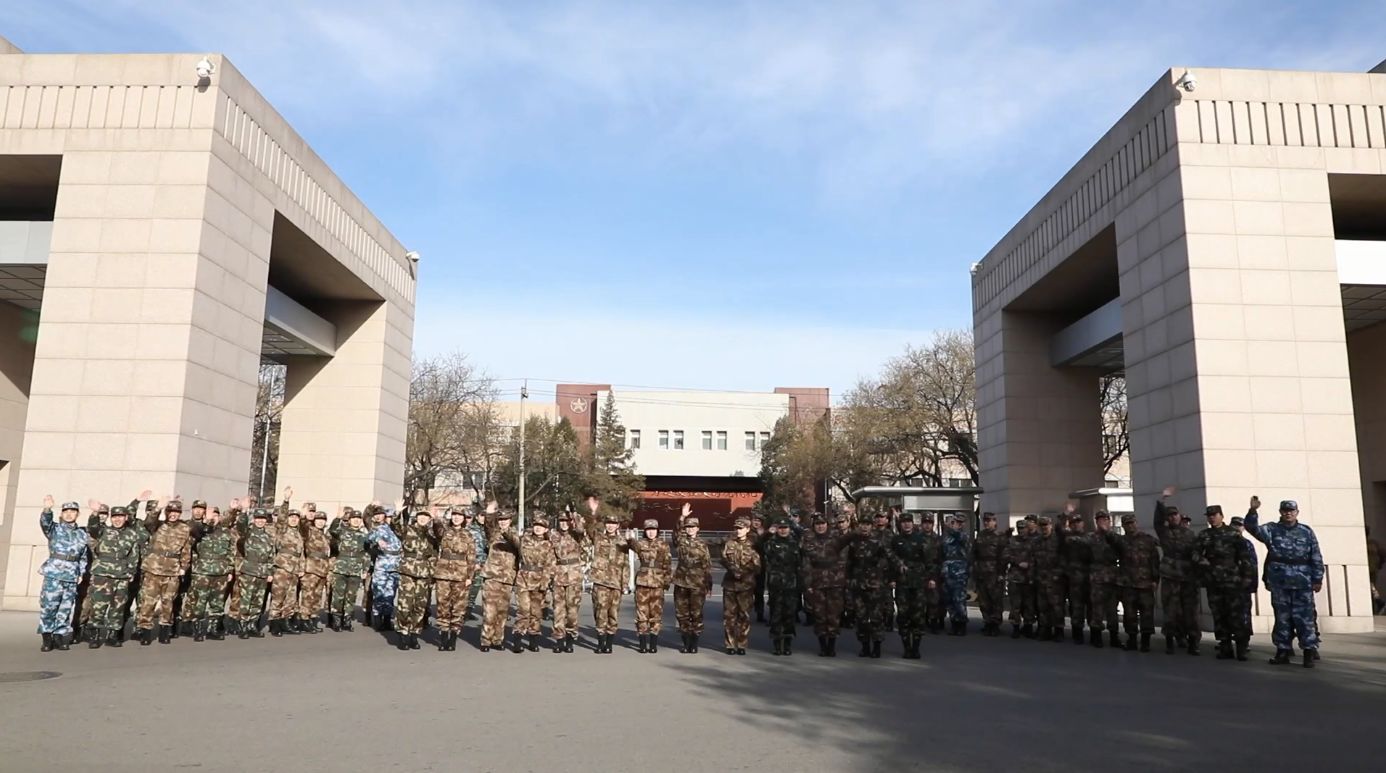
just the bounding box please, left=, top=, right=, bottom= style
left=518, top=379, right=527, bottom=530
left=257, top=367, right=278, bottom=503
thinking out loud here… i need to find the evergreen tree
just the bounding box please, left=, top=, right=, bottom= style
left=586, top=392, right=645, bottom=524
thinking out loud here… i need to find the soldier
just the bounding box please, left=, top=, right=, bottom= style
left=721, top=516, right=761, bottom=655
left=431, top=507, right=478, bottom=651
left=751, top=514, right=767, bottom=624
left=847, top=511, right=892, bottom=658
left=185, top=504, right=237, bottom=641
left=1230, top=516, right=1257, bottom=638
left=169, top=499, right=209, bottom=637
left=231, top=508, right=276, bottom=638
left=801, top=513, right=856, bottom=656
left=585, top=496, right=632, bottom=654
left=971, top=512, right=1007, bottom=636
left=1244, top=496, right=1324, bottom=668
left=1194, top=504, right=1257, bottom=661
left=392, top=509, right=440, bottom=651
left=672, top=504, right=713, bottom=653
left=915, top=514, right=945, bottom=634
left=1106, top=512, right=1159, bottom=652
left=83, top=503, right=144, bottom=648
left=941, top=514, right=972, bottom=635
left=1088, top=511, right=1122, bottom=648
left=1030, top=515, right=1064, bottom=642
left=73, top=500, right=109, bottom=643
left=1154, top=486, right=1201, bottom=655
left=762, top=517, right=802, bottom=655
left=1005, top=517, right=1036, bottom=638
left=466, top=505, right=488, bottom=620
left=267, top=496, right=305, bottom=637
left=630, top=518, right=672, bottom=654
left=135, top=498, right=192, bottom=646
left=479, top=505, right=522, bottom=653
left=298, top=507, right=332, bottom=634
left=1059, top=507, right=1092, bottom=645
left=36, top=496, right=90, bottom=651
left=514, top=515, right=557, bottom=653
left=550, top=508, right=587, bottom=653
left=890, top=513, right=937, bottom=659
left=367, top=505, right=403, bottom=631
left=327, top=508, right=371, bottom=632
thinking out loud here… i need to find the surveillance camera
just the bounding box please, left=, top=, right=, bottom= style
left=1174, top=71, right=1196, bottom=92
left=195, top=57, right=215, bottom=80
left=405, top=250, right=421, bottom=263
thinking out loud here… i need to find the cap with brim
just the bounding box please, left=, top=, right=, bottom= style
left=1120, top=514, right=1137, bottom=523
left=287, top=509, right=300, bottom=517
left=1024, top=514, right=1038, bottom=522
left=1165, top=505, right=1181, bottom=516
left=1205, top=505, right=1223, bottom=516
left=303, top=502, right=316, bottom=510
left=191, top=500, right=208, bottom=509
left=734, top=517, right=751, bottom=528
left=348, top=510, right=364, bottom=519
left=252, top=509, right=270, bottom=519
left=166, top=501, right=183, bottom=512
left=1229, top=516, right=1245, bottom=526
left=812, top=515, right=827, bottom=525
left=684, top=517, right=700, bottom=527
left=982, top=513, right=996, bottom=520
left=1094, top=512, right=1110, bottom=520
left=557, top=512, right=572, bottom=522
left=313, top=511, right=327, bottom=520
left=1279, top=500, right=1298, bottom=511
left=603, top=514, right=620, bottom=524
left=60, top=501, right=80, bottom=511
left=643, top=519, right=659, bottom=529
left=110, top=506, right=130, bottom=517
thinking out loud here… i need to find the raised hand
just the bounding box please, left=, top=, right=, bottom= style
left=486, top=500, right=499, bottom=515
left=282, top=486, right=294, bottom=501
left=586, top=496, right=600, bottom=515
left=1161, top=486, right=1176, bottom=499
left=1064, top=500, right=1077, bottom=514
left=138, top=489, right=153, bottom=501
left=87, top=498, right=101, bottom=511
left=681, top=503, right=692, bottom=519
left=1250, top=495, right=1260, bottom=510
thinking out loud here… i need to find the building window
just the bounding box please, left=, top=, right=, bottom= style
left=658, top=430, right=669, bottom=449
left=745, top=431, right=756, bottom=450
left=760, top=432, right=770, bottom=448
left=716, top=431, right=728, bottom=450
left=701, top=431, right=712, bottom=450
left=629, top=429, right=641, bottom=449
left=673, top=430, right=685, bottom=450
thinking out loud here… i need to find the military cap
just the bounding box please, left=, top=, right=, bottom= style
left=312, top=510, right=328, bottom=520
left=1120, top=513, right=1137, bottom=523
left=981, top=512, right=996, bottom=520
left=1094, top=511, right=1111, bottom=520
left=532, top=517, right=550, bottom=528
left=191, top=499, right=208, bottom=509
left=110, top=506, right=130, bottom=517
left=251, top=508, right=270, bottom=519
left=347, top=508, right=364, bottom=519
left=97, top=503, right=110, bottom=514
left=1024, top=514, right=1038, bottom=523
left=166, top=500, right=183, bottom=512
left=812, top=514, right=828, bottom=525
left=287, top=508, right=300, bottom=517
left=1229, top=516, right=1245, bottom=526
left=734, top=517, right=751, bottom=528
left=1204, top=505, right=1223, bottom=516
left=872, top=510, right=889, bottom=518
left=557, top=511, right=573, bottom=522
left=603, top=513, right=621, bottom=524
left=58, top=500, right=79, bottom=512
left=774, top=517, right=792, bottom=527
left=642, top=518, right=659, bottom=529
left=947, top=513, right=965, bottom=523
left=413, top=509, right=433, bottom=519
left=1279, top=500, right=1298, bottom=511
left=303, top=502, right=317, bottom=510
left=683, top=516, right=700, bottom=527
left=1037, top=515, right=1052, bottom=525
left=1164, top=504, right=1181, bottom=516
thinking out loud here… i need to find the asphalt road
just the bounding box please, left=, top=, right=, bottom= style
left=1, top=600, right=1382, bottom=773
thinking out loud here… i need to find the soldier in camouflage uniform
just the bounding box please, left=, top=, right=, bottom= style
left=36, top=497, right=90, bottom=651
left=1005, top=517, right=1036, bottom=638
left=298, top=508, right=332, bottom=634
left=267, top=500, right=305, bottom=637
left=917, top=514, right=947, bottom=634
left=550, top=509, right=586, bottom=653
left=186, top=504, right=237, bottom=641
left=585, top=497, right=631, bottom=654
left=1245, top=497, right=1324, bottom=668
left=1154, top=487, right=1201, bottom=655
left=83, top=504, right=143, bottom=647
left=514, top=515, right=557, bottom=653
left=751, top=514, right=767, bottom=624
left=480, top=507, right=522, bottom=652
left=631, top=518, right=672, bottom=654
left=1194, top=504, right=1257, bottom=661
left=848, top=514, right=893, bottom=658
left=1030, top=515, right=1065, bottom=641
left=801, top=513, right=857, bottom=656
left=971, top=513, right=1007, bottom=636
left=941, top=514, right=972, bottom=635
left=890, top=513, right=938, bottom=659
left=431, top=507, right=478, bottom=651
left=327, top=508, right=371, bottom=632
left=367, top=506, right=403, bottom=631
left=672, top=508, right=713, bottom=654
left=721, top=517, right=761, bottom=655
left=392, top=509, right=440, bottom=651
left=1088, top=512, right=1122, bottom=648
left=466, top=506, right=488, bottom=620
left=136, top=498, right=192, bottom=646
left=1059, top=508, right=1092, bottom=644
left=231, top=508, right=276, bottom=638
left=74, top=501, right=109, bottom=643
left=1230, top=516, right=1257, bottom=640
left=762, top=517, right=802, bottom=656
left=1106, top=512, right=1160, bottom=651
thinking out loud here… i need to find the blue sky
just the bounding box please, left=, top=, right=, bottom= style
left=5, top=1, right=1386, bottom=400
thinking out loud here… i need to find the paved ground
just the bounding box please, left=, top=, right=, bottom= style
left=1, top=599, right=1382, bottom=773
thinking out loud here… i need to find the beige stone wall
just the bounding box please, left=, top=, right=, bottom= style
left=0, top=303, right=36, bottom=535
left=1348, top=323, right=1386, bottom=542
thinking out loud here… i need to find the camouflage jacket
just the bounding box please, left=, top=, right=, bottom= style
left=302, top=525, right=332, bottom=578
left=1087, top=532, right=1120, bottom=585
left=762, top=534, right=802, bottom=591
left=942, top=529, right=971, bottom=580
left=971, top=528, right=1007, bottom=578
left=369, top=521, right=402, bottom=574
left=189, top=521, right=237, bottom=576
left=86, top=515, right=143, bottom=579
left=799, top=531, right=854, bottom=589
left=631, top=536, right=672, bottom=589
left=550, top=527, right=585, bottom=587
left=587, top=526, right=633, bottom=590
left=1193, top=524, right=1257, bottom=590
left=1004, top=532, right=1033, bottom=583
left=721, top=535, right=761, bottom=592
left=39, top=509, right=89, bottom=582
left=1058, top=526, right=1091, bottom=581
left=141, top=514, right=192, bottom=577
left=847, top=528, right=892, bottom=590
left=328, top=519, right=371, bottom=576
left=1030, top=530, right=1063, bottom=579
left=433, top=523, right=479, bottom=583
left=482, top=522, right=522, bottom=585
left=516, top=533, right=557, bottom=591
left=891, top=531, right=942, bottom=589
left=672, top=532, right=712, bottom=590
left=395, top=517, right=440, bottom=580
left=271, top=520, right=305, bottom=576
left=1244, top=511, right=1324, bottom=590
left=1153, top=501, right=1196, bottom=580
left=234, top=513, right=276, bottom=578
left=1106, top=530, right=1160, bottom=589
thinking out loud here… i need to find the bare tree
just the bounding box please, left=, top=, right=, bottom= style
left=404, top=352, right=500, bottom=507
left=249, top=361, right=286, bottom=502
left=1100, top=373, right=1129, bottom=475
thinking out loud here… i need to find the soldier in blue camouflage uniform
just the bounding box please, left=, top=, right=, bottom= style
left=1193, top=504, right=1257, bottom=661
left=367, top=505, right=403, bottom=631
left=37, top=496, right=90, bottom=651
left=1244, top=496, right=1324, bottom=668
left=941, top=514, right=972, bottom=635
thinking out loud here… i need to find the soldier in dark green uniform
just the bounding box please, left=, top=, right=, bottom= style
left=891, top=513, right=941, bottom=659
left=1155, top=486, right=1200, bottom=655
left=186, top=505, right=237, bottom=641
left=762, top=517, right=802, bottom=656
left=847, top=513, right=892, bottom=658
left=328, top=508, right=371, bottom=631
left=1194, top=504, right=1258, bottom=661
left=84, top=505, right=144, bottom=647
left=231, top=508, right=276, bottom=638
left=1088, top=511, right=1122, bottom=648
left=971, top=513, right=1007, bottom=636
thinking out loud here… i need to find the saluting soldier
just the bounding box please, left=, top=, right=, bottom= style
left=327, top=507, right=372, bottom=632
left=431, top=507, right=479, bottom=651
left=392, top=508, right=440, bottom=651
left=135, top=497, right=192, bottom=646
left=671, top=503, right=713, bottom=654
left=36, top=496, right=90, bottom=652
left=83, top=503, right=144, bottom=648
left=479, top=504, right=522, bottom=653
left=549, top=508, right=587, bottom=653
left=585, top=496, right=632, bottom=654
left=298, top=506, right=332, bottom=634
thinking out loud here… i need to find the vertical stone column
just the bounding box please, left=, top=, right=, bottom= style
left=0, top=302, right=36, bottom=534
left=275, top=300, right=410, bottom=514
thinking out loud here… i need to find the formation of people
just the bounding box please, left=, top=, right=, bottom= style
left=34, top=485, right=1325, bottom=668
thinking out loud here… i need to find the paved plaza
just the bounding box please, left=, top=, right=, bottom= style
left=1, top=600, right=1382, bottom=773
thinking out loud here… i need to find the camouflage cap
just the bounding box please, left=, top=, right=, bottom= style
left=1229, top=516, right=1245, bottom=526
left=557, top=511, right=573, bottom=522
left=287, top=508, right=300, bottom=517
left=312, top=510, right=328, bottom=520
left=1120, top=513, right=1137, bottom=523
left=347, top=508, right=364, bottom=519
left=191, top=499, right=208, bottom=509
left=774, top=517, right=792, bottom=527
left=1164, top=504, right=1181, bottom=516
left=734, top=517, right=751, bottom=528
left=251, top=508, right=270, bottom=520
left=1279, top=500, right=1298, bottom=511
left=1024, top=514, right=1038, bottom=523
left=683, top=517, right=700, bottom=527
left=166, top=500, right=183, bottom=512
left=1094, top=511, right=1111, bottom=520
left=642, top=519, right=659, bottom=529
left=1037, top=515, right=1052, bottom=525
left=812, top=515, right=828, bottom=525
left=60, top=501, right=80, bottom=511
left=981, top=512, right=996, bottom=521
left=97, top=503, right=110, bottom=514
left=1204, top=505, right=1223, bottom=516
left=303, top=502, right=317, bottom=510
left=603, top=513, right=621, bottom=524
left=109, top=505, right=130, bottom=517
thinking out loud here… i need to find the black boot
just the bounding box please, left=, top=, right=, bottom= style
left=1021, top=623, right=1034, bottom=639
left=817, top=635, right=828, bottom=657
left=1216, top=640, right=1234, bottom=660
left=870, top=639, right=881, bottom=659
left=511, top=635, right=525, bottom=654
left=1269, top=649, right=1292, bottom=665
left=73, top=625, right=86, bottom=644
left=306, top=615, right=322, bottom=634
left=1166, top=636, right=1176, bottom=654
left=782, top=636, right=791, bottom=656
left=898, top=636, right=910, bottom=658
left=138, top=628, right=154, bottom=646
left=41, top=633, right=55, bottom=652
left=528, top=634, right=541, bottom=652
left=438, top=632, right=449, bottom=651
left=567, top=635, right=576, bottom=653
left=827, top=636, right=837, bottom=657
left=649, top=634, right=658, bottom=654
left=858, top=638, right=871, bottom=657
left=193, top=621, right=206, bottom=642
left=1109, top=630, right=1121, bottom=649
left=1011, top=623, right=1021, bottom=639
left=1038, top=626, right=1053, bottom=641
left=1302, top=649, right=1316, bottom=668
left=158, top=625, right=172, bottom=644
left=1123, top=631, right=1137, bottom=651
left=88, top=628, right=104, bottom=649
left=679, top=633, right=691, bottom=653
left=329, top=614, right=341, bottom=632
left=239, top=624, right=251, bottom=640
left=248, top=620, right=265, bottom=638
left=409, top=633, right=421, bottom=650
left=270, top=619, right=284, bottom=637
left=107, top=629, right=123, bottom=647
left=1187, top=638, right=1201, bottom=656
left=1072, top=624, right=1083, bottom=644
left=772, top=637, right=783, bottom=656
left=1139, top=633, right=1151, bottom=652
left=396, top=632, right=410, bottom=651
left=1091, top=628, right=1104, bottom=648
left=286, top=617, right=302, bottom=635
left=208, top=619, right=225, bottom=641
left=52, top=633, right=70, bottom=651
left=638, top=633, right=650, bottom=654
left=342, top=614, right=354, bottom=632
left=554, top=635, right=566, bottom=653
left=689, top=635, right=698, bottom=653
left=1235, top=638, right=1249, bottom=661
